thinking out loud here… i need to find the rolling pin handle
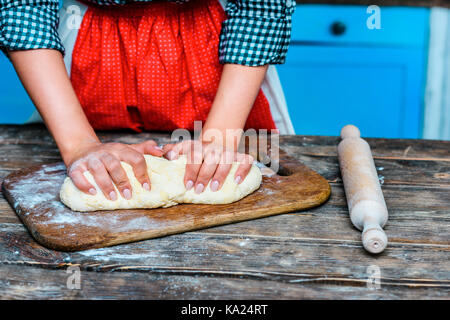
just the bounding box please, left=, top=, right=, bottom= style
left=362, top=226, right=388, bottom=254
left=340, top=124, right=361, bottom=140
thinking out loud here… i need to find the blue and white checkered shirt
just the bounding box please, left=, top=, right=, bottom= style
left=0, top=0, right=295, bottom=66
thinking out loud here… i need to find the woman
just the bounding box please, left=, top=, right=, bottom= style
left=1, top=0, right=295, bottom=201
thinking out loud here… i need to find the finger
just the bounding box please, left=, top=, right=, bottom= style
left=87, top=157, right=117, bottom=201
left=162, top=143, right=179, bottom=160
left=69, top=167, right=97, bottom=196
left=162, top=143, right=174, bottom=154
left=131, top=140, right=164, bottom=157
left=210, top=162, right=232, bottom=192
left=194, top=150, right=221, bottom=194
left=184, top=146, right=203, bottom=190
left=234, top=153, right=254, bottom=184
left=209, top=149, right=234, bottom=192
left=118, top=150, right=151, bottom=192
left=100, top=153, right=133, bottom=200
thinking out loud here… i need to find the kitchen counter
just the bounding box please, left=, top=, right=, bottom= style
left=0, top=125, right=448, bottom=299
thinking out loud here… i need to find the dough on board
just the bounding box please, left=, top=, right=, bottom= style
left=60, top=155, right=262, bottom=211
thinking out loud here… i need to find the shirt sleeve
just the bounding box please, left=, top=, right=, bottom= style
left=219, top=0, right=295, bottom=66
left=0, top=0, right=64, bottom=55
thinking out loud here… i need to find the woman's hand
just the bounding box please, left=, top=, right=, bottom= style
left=162, top=140, right=254, bottom=193
left=66, top=140, right=164, bottom=200
left=160, top=63, right=266, bottom=194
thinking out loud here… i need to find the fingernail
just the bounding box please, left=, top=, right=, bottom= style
left=186, top=180, right=194, bottom=190
left=167, top=151, right=175, bottom=160
left=123, top=188, right=132, bottom=200
left=210, top=180, right=219, bottom=192
left=89, top=188, right=97, bottom=195
left=109, top=191, right=117, bottom=201
left=195, top=183, right=204, bottom=194
left=235, top=176, right=242, bottom=184
left=143, top=182, right=150, bottom=191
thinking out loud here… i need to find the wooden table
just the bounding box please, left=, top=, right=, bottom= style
left=0, top=125, right=448, bottom=299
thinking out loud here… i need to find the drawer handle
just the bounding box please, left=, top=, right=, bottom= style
left=330, top=21, right=347, bottom=36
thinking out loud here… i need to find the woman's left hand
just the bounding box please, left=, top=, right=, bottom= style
left=162, top=140, right=254, bottom=193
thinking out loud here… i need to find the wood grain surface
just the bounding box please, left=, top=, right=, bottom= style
left=1, top=138, right=331, bottom=252
left=0, top=125, right=449, bottom=299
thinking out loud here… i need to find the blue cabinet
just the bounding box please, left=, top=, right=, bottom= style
left=277, top=5, right=430, bottom=138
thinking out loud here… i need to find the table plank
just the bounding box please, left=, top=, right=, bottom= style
left=281, top=136, right=450, bottom=160
left=2, top=125, right=449, bottom=160
left=282, top=152, right=450, bottom=187
left=1, top=223, right=449, bottom=287
left=1, top=264, right=447, bottom=299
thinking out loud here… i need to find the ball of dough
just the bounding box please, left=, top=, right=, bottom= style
left=60, top=155, right=262, bottom=212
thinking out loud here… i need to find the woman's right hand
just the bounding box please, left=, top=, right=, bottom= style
left=66, top=140, right=164, bottom=200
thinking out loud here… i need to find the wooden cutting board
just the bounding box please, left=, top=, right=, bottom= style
left=2, top=147, right=331, bottom=252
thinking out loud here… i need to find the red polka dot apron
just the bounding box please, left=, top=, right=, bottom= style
left=69, top=0, right=277, bottom=132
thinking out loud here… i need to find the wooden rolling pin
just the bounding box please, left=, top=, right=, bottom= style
left=338, top=125, right=388, bottom=254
